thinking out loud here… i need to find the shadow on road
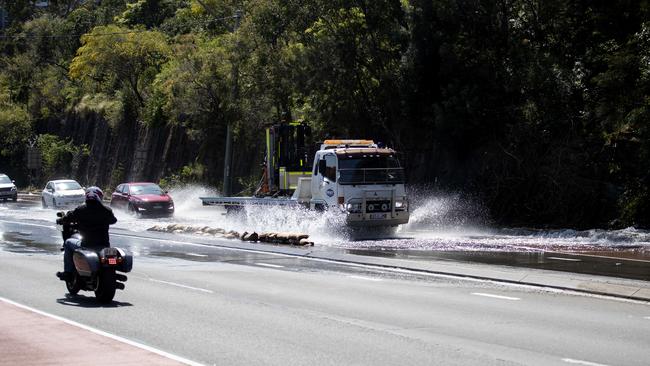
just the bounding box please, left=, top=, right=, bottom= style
left=56, top=294, right=133, bottom=308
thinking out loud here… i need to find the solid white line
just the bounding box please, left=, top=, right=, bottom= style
left=547, top=257, right=582, bottom=262
left=562, top=358, right=610, bottom=366
left=255, top=262, right=284, bottom=268
left=147, top=278, right=213, bottom=293
left=348, top=275, right=382, bottom=282
left=0, top=296, right=203, bottom=366
left=471, top=292, right=520, bottom=301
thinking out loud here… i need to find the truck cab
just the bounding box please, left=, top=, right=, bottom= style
left=309, top=140, right=409, bottom=227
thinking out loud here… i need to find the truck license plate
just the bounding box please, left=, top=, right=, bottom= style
left=369, top=213, right=387, bottom=219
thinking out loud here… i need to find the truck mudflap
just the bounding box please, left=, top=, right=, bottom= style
left=345, top=211, right=410, bottom=227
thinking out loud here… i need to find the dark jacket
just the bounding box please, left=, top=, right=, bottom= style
left=62, top=200, right=117, bottom=247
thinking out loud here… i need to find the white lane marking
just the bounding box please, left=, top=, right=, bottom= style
left=0, top=219, right=53, bottom=229
left=471, top=292, right=520, bottom=301
left=348, top=275, right=382, bottom=282
left=0, top=296, right=203, bottom=366
left=147, top=278, right=213, bottom=293
left=547, top=257, right=582, bottom=262
left=185, top=253, right=208, bottom=257
left=255, top=262, right=284, bottom=268
left=562, top=358, right=610, bottom=366
left=644, top=316, right=650, bottom=320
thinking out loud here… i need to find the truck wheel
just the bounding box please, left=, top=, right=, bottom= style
left=95, top=269, right=116, bottom=303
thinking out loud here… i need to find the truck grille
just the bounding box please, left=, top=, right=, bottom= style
left=365, top=200, right=391, bottom=213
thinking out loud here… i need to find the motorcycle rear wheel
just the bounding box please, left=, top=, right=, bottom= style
left=95, top=269, right=116, bottom=303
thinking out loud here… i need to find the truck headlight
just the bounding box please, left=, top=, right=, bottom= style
left=395, top=200, right=408, bottom=210
left=345, top=203, right=362, bottom=213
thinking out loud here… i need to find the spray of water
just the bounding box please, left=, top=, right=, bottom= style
left=1, top=186, right=649, bottom=252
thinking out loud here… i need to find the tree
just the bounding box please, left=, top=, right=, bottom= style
left=69, top=25, right=170, bottom=107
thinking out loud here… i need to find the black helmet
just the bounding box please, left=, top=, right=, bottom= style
left=85, top=186, right=104, bottom=203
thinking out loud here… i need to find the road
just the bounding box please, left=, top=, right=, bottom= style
left=1, top=203, right=649, bottom=365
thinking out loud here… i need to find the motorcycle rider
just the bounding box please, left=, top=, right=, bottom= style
left=56, top=186, right=117, bottom=282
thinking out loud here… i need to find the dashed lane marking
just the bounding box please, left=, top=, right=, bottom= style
left=562, top=358, right=610, bottom=366
left=348, top=275, right=382, bottom=282
left=255, top=262, right=284, bottom=269
left=547, top=257, right=582, bottom=262
left=185, top=253, right=208, bottom=257
left=147, top=278, right=213, bottom=293
left=471, top=292, right=520, bottom=301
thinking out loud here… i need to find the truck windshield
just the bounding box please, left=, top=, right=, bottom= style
left=338, top=155, right=405, bottom=184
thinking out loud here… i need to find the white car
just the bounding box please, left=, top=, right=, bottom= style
left=41, top=179, right=85, bottom=208
left=0, top=174, right=18, bottom=201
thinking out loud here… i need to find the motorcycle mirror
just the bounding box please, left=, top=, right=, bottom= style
left=56, top=211, right=64, bottom=217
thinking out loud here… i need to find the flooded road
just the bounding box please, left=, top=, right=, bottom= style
left=1, top=188, right=649, bottom=281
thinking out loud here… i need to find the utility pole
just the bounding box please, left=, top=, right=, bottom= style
left=222, top=9, right=241, bottom=197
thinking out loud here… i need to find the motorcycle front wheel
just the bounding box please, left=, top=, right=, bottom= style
left=94, top=268, right=116, bottom=303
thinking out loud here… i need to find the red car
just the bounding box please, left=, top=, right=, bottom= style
left=110, top=182, right=174, bottom=217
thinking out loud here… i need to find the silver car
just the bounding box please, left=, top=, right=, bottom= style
left=0, top=174, right=17, bottom=201
left=41, top=179, right=85, bottom=208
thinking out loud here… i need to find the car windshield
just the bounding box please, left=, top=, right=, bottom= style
left=338, top=155, right=405, bottom=184
left=130, top=184, right=163, bottom=195
left=0, top=175, right=11, bottom=184
left=55, top=181, right=82, bottom=191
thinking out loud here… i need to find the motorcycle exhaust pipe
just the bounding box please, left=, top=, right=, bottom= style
left=115, top=282, right=125, bottom=290
left=115, top=273, right=128, bottom=282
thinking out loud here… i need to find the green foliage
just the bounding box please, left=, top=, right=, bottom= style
left=115, top=0, right=182, bottom=29
left=69, top=25, right=170, bottom=107
left=36, top=134, right=89, bottom=179
left=159, top=163, right=205, bottom=188
left=0, top=79, right=32, bottom=158
left=74, top=93, right=124, bottom=128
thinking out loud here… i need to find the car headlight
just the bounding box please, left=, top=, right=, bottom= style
left=11, top=186, right=16, bottom=191
left=137, top=206, right=146, bottom=211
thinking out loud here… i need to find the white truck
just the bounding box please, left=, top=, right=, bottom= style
left=200, top=125, right=409, bottom=228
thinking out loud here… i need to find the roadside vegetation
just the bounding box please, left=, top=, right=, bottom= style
left=0, top=1, right=648, bottom=229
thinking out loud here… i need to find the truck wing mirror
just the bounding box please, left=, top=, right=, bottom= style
left=318, top=159, right=327, bottom=176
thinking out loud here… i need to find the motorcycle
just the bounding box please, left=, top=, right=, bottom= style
left=56, top=211, right=133, bottom=303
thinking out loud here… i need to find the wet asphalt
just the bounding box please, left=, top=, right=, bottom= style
left=2, top=200, right=650, bottom=365
left=1, top=198, right=649, bottom=282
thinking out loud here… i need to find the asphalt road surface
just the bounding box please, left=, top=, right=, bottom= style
left=1, top=207, right=649, bottom=365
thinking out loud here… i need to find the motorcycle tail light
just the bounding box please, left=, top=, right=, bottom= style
left=108, top=257, right=117, bottom=265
